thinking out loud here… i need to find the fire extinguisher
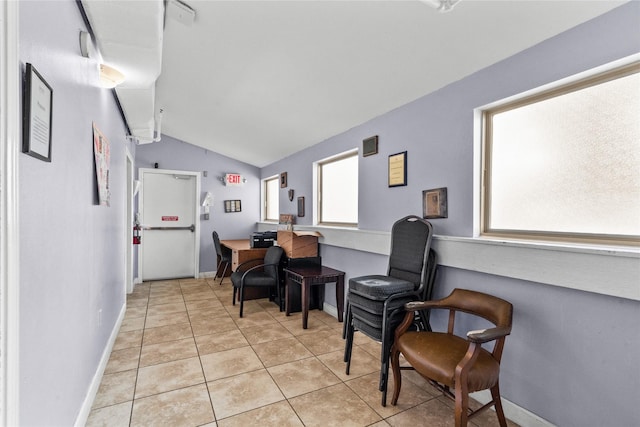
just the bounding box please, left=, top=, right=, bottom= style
left=133, top=224, right=141, bottom=245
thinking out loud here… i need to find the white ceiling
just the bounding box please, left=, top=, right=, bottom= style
left=83, top=0, right=626, bottom=167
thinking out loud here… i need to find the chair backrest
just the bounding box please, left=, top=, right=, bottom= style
left=443, top=288, right=513, bottom=330
left=263, top=246, right=284, bottom=279
left=387, top=215, right=434, bottom=291
left=212, top=231, right=223, bottom=253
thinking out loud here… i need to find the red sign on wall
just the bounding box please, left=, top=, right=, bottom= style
left=161, top=216, right=179, bottom=221
left=224, top=173, right=244, bottom=186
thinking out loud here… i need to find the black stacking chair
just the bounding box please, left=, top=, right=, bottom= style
left=343, top=215, right=436, bottom=406
left=212, top=231, right=232, bottom=285
left=231, top=245, right=284, bottom=318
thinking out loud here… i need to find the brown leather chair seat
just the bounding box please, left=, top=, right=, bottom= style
left=397, top=331, right=500, bottom=392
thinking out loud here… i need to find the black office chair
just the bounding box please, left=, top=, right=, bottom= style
left=343, top=215, right=436, bottom=406
left=212, top=231, right=232, bottom=285
left=230, top=245, right=284, bottom=318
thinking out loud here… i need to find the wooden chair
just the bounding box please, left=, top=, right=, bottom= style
left=390, top=288, right=513, bottom=427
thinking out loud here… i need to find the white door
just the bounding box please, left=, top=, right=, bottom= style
left=139, top=168, right=200, bottom=280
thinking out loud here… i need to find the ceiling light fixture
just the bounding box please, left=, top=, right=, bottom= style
left=99, top=64, right=125, bottom=88
left=420, top=0, right=460, bottom=13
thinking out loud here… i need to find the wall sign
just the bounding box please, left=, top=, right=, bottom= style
left=224, top=173, right=245, bottom=186
left=162, top=216, right=179, bottom=221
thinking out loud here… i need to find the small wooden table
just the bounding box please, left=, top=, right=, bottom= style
left=284, top=265, right=345, bottom=329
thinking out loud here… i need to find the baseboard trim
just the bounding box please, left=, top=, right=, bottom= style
left=322, top=302, right=338, bottom=319
left=74, top=302, right=126, bottom=427
left=469, top=390, right=555, bottom=427
left=200, top=270, right=216, bottom=278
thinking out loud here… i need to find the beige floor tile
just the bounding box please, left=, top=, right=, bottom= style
left=267, top=357, right=341, bottom=398
left=142, top=322, right=193, bottom=345
left=139, top=337, right=198, bottom=367
left=124, top=305, right=148, bottom=319
left=119, top=316, right=145, bottom=333
left=241, top=322, right=293, bottom=345
left=190, top=314, right=238, bottom=336
left=297, top=328, right=345, bottom=355
left=195, top=329, right=249, bottom=355
left=233, top=310, right=277, bottom=329
left=188, top=305, right=231, bottom=321
left=183, top=290, right=218, bottom=302
left=280, top=317, right=329, bottom=336
left=130, top=383, right=214, bottom=427
left=318, top=346, right=379, bottom=381
left=216, top=400, right=303, bottom=427
left=200, top=346, right=264, bottom=381
left=289, top=383, right=382, bottom=427
left=386, top=398, right=453, bottom=427
left=112, top=329, right=143, bottom=351
left=104, top=347, right=140, bottom=374
left=185, top=297, right=224, bottom=312
left=252, top=336, right=314, bottom=368
left=144, top=311, right=190, bottom=328
left=146, top=301, right=187, bottom=316
left=86, top=401, right=132, bottom=427
left=208, top=369, right=285, bottom=419
left=358, top=339, right=384, bottom=360
left=135, top=356, right=205, bottom=398
left=125, top=298, right=148, bottom=308
left=148, top=296, right=185, bottom=308
left=346, top=371, right=436, bottom=418
left=92, top=369, right=137, bottom=409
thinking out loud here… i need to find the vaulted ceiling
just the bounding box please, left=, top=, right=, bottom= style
left=82, top=0, right=626, bottom=167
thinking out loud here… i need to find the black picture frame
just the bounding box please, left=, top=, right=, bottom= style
left=423, top=187, right=448, bottom=219
left=280, top=172, right=288, bottom=188
left=363, top=135, right=378, bottom=157
left=388, top=151, right=407, bottom=187
left=224, top=200, right=242, bottom=213
left=297, top=196, right=305, bottom=217
left=23, top=63, right=53, bottom=162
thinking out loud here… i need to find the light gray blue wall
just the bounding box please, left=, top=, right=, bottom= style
left=261, top=3, right=640, bottom=427
left=135, top=135, right=261, bottom=273
left=19, top=1, right=135, bottom=425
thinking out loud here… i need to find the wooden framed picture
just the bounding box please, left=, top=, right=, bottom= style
left=297, top=196, right=305, bottom=217
left=224, top=200, right=242, bottom=213
left=423, top=187, right=448, bottom=219
left=280, top=172, right=288, bottom=188
left=388, top=151, right=407, bottom=187
left=23, top=63, right=53, bottom=162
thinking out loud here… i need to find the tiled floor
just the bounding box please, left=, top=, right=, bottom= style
left=86, top=278, right=519, bottom=426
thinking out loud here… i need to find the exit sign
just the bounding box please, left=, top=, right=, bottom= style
left=224, top=173, right=244, bottom=186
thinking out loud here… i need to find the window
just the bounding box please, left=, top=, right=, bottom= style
left=482, top=62, right=640, bottom=244
left=317, top=150, right=358, bottom=226
left=263, top=175, right=279, bottom=221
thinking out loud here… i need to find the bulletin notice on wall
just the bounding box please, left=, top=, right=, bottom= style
left=93, top=122, right=111, bottom=206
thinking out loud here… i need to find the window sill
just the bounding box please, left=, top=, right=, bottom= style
left=256, top=222, right=639, bottom=301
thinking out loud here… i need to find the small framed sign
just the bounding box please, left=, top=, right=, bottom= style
left=280, top=172, right=288, bottom=188
left=388, top=151, right=407, bottom=187
left=423, top=187, right=448, bottom=219
left=297, top=196, right=305, bottom=217
left=224, top=200, right=242, bottom=213
left=363, top=135, right=378, bottom=157
left=23, top=63, right=53, bottom=162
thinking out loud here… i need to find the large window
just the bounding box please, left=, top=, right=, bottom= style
left=482, top=62, right=640, bottom=244
left=263, top=175, right=279, bottom=222
left=317, top=150, right=358, bottom=226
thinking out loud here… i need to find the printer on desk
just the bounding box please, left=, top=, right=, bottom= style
left=250, top=231, right=277, bottom=248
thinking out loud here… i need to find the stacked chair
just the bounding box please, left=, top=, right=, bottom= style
left=343, top=215, right=437, bottom=406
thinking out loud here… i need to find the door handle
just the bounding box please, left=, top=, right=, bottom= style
left=142, top=224, right=195, bottom=232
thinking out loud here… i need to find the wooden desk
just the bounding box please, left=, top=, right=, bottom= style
left=220, top=239, right=269, bottom=301
left=220, top=239, right=268, bottom=274
left=284, top=265, right=345, bottom=329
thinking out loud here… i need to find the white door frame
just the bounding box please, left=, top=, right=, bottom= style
left=138, top=168, right=201, bottom=281
left=124, top=149, right=134, bottom=293
left=0, top=1, right=21, bottom=425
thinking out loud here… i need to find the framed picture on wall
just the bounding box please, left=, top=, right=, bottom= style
left=297, top=196, right=305, bottom=217
left=423, top=187, right=448, bottom=219
left=22, top=63, right=53, bottom=162
left=280, top=172, right=288, bottom=188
